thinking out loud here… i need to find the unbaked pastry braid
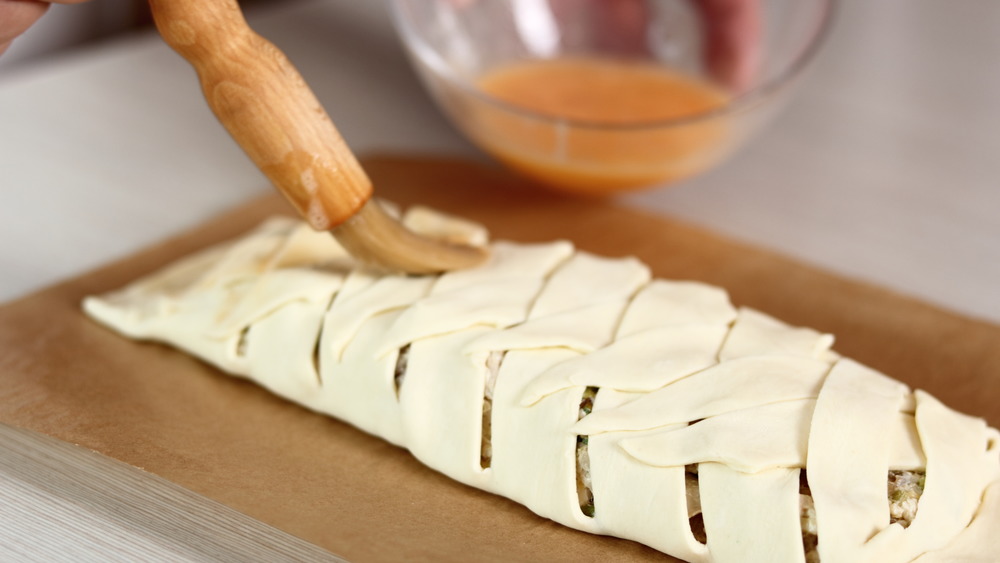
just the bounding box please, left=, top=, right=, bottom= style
left=83, top=208, right=1000, bottom=563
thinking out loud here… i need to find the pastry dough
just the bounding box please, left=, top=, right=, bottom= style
left=83, top=208, right=1000, bottom=563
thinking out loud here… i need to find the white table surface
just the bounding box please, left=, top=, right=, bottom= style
left=0, top=0, right=998, bottom=558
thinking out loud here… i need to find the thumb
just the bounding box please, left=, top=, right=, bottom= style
left=0, top=0, right=51, bottom=55
left=0, top=0, right=95, bottom=56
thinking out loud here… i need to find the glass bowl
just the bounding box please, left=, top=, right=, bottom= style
left=390, top=0, right=835, bottom=196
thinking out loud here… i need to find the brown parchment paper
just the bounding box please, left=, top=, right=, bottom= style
left=1, top=156, right=998, bottom=562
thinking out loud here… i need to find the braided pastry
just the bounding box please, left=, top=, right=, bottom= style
left=83, top=208, right=1000, bottom=562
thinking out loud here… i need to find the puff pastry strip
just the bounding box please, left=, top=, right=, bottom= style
left=83, top=210, right=1000, bottom=563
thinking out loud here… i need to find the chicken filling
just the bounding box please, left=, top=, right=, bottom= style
left=685, top=465, right=707, bottom=544
left=393, top=344, right=410, bottom=397
left=480, top=351, right=505, bottom=469
left=800, top=474, right=819, bottom=563
left=888, top=469, right=925, bottom=527
left=576, top=386, right=599, bottom=517
left=236, top=326, right=250, bottom=357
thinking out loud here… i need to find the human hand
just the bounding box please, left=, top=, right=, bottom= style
left=0, top=0, right=93, bottom=56
left=697, top=0, right=760, bottom=91
left=580, top=0, right=760, bottom=91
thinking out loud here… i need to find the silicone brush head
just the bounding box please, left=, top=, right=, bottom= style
left=333, top=200, right=489, bottom=275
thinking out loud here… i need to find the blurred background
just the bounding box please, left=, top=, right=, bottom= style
left=1, top=0, right=999, bottom=322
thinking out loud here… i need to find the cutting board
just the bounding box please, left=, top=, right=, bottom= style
left=1, top=155, right=998, bottom=562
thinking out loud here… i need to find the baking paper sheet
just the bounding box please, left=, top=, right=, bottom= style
left=1, top=156, right=997, bottom=562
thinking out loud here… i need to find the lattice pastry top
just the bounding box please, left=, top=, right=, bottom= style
left=84, top=208, right=1000, bottom=562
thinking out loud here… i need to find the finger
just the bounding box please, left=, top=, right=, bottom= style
left=548, top=0, right=651, bottom=56
left=695, top=0, right=761, bottom=92
left=593, top=0, right=651, bottom=56
left=0, top=0, right=50, bottom=56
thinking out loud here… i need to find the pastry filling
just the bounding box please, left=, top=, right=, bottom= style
left=481, top=351, right=505, bottom=469
left=685, top=465, right=706, bottom=544
left=887, top=469, right=925, bottom=527
left=236, top=326, right=250, bottom=357
left=311, top=328, right=323, bottom=384
left=800, top=472, right=819, bottom=562
left=576, top=386, right=599, bottom=517
left=393, top=344, right=410, bottom=397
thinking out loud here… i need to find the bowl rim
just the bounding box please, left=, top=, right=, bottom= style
left=389, top=0, right=838, bottom=130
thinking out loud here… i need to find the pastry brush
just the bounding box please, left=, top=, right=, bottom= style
left=148, top=0, right=488, bottom=274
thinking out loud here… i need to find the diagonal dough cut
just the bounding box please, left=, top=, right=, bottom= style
left=572, top=355, right=833, bottom=435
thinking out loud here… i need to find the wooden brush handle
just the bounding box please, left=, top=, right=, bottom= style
left=149, top=0, right=371, bottom=229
